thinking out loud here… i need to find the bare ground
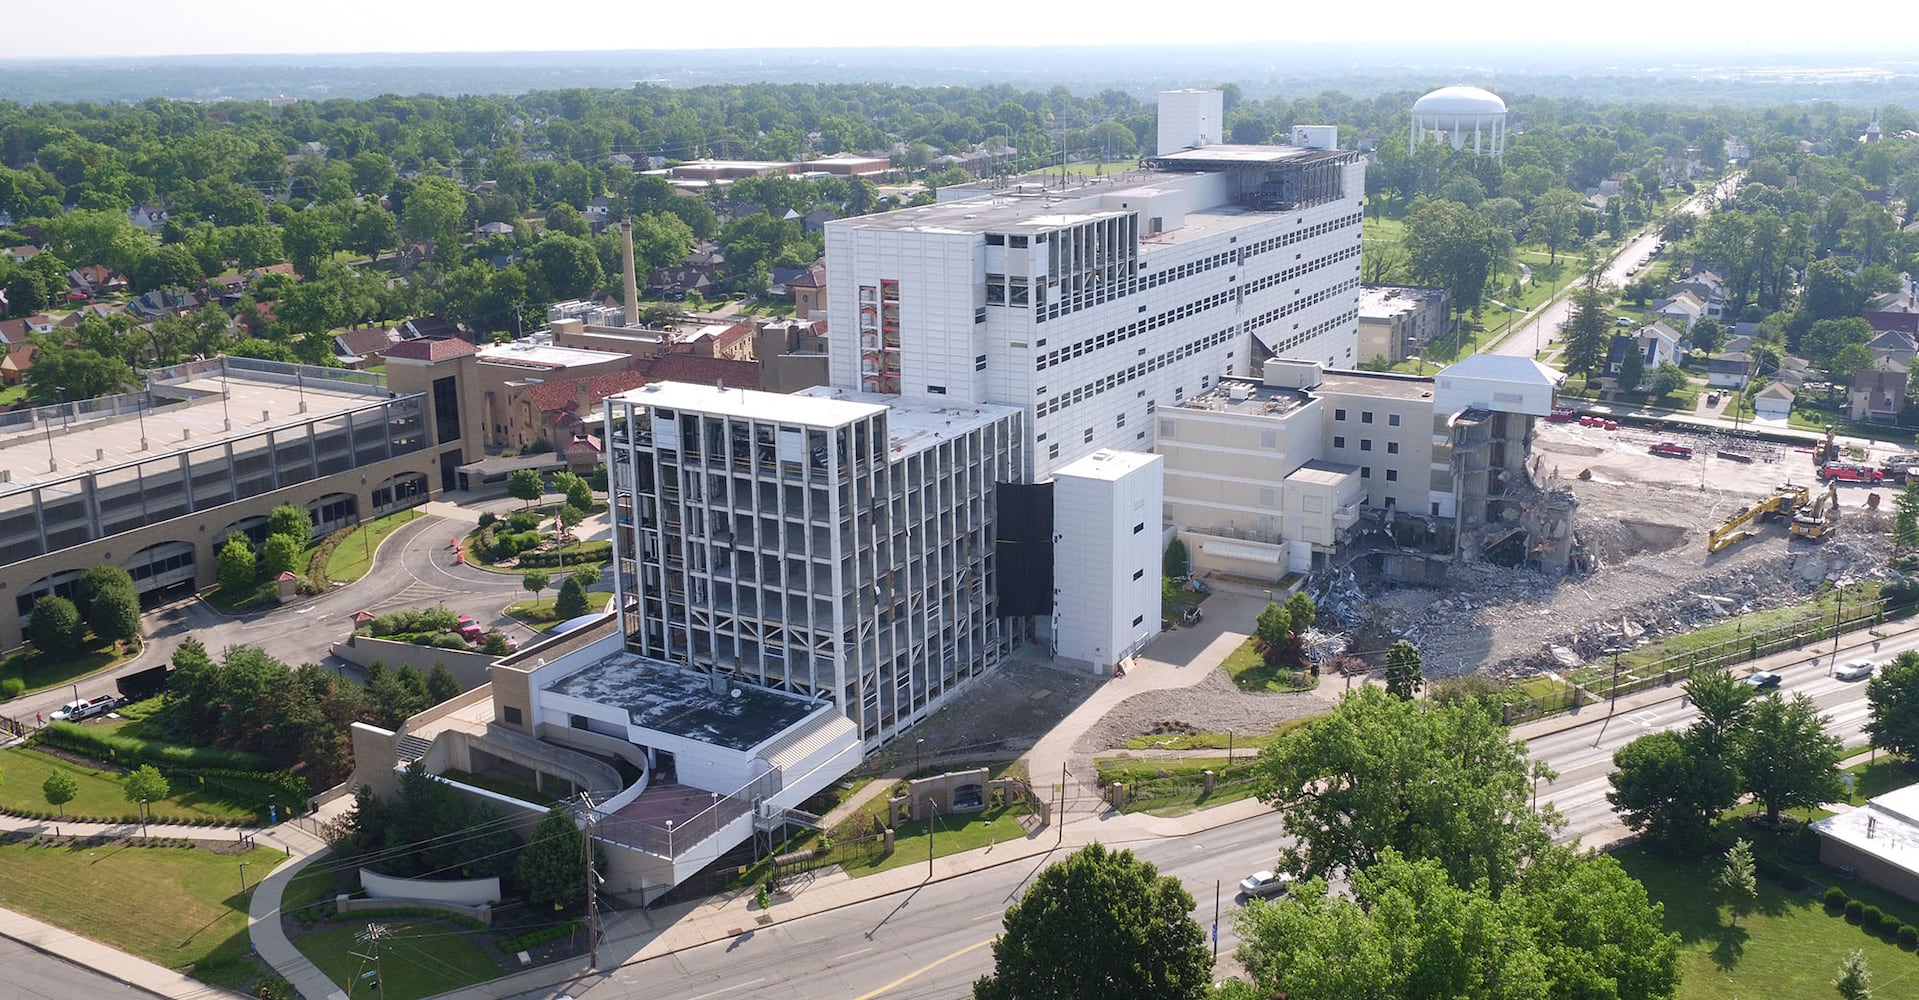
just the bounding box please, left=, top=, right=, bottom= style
left=1070, top=669, right=1325, bottom=756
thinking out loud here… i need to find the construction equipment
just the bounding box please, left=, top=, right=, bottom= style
left=1790, top=482, right=1840, bottom=540
left=1707, top=482, right=1810, bottom=553
left=1814, top=424, right=1839, bottom=465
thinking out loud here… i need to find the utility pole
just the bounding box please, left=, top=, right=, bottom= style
left=926, top=800, right=938, bottom=879
left=1831, top=590, right=1843, bottom=674
left=1212, top=880, right=1221, bottom=960
left=1057, top=762, right=1068, bottom=847
left=580, top=792, right=600, bottom=969
left=350, top=922, right=389, bottom=998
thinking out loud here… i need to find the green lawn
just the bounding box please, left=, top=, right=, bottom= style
left=0, top=639, right=134, bottom=697
left=326, top=508, right=425, bottom=583
left=505, top=590, right=615, bottom=631
left=298, top=919, right=503, bottom=1000
left=1220, top=636, right=1317, bottom=693
left=1843, top=757, right=1919, bottom=806
left=0, top=746, right=259, bottom=823
left=832, top=803, right=1039, bottom=877
left=0, top=383, right=26, bottom=406
left=1614, top=847, right=1919, bottom=1000
left=0, top=839, right=286, bottom=987
left=1121, top=715, right=1315, bottom=751
left=1096, top=756, right=1234, bottom=784
left=1094, top=756, right=1264, bottom=816
left=203, top=577, right=281, bottom=613
left=440, top=768, right=565, bottom=807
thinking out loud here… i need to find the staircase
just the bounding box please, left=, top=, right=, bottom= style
left=396, top=734, right=434, bottom=764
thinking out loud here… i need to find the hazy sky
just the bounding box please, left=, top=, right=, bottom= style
left=0, top=0, right=1904, bottom=59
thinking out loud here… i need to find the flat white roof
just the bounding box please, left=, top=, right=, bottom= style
left=798, top=386, right=1019, bottom=457
left=477, top=341, right=628, bottom=370
left=1814, top=783, right=1919, bottom=884
left=1055, top=448, right=1159, bottom=482
left=615, top=381, right=886, bottom=428
left=0, top=369, right=386, bottom=494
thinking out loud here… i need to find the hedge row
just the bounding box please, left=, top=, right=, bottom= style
left=1827, top=887, right=1919, bottom=950
left=516, top=541, right=612, bottom=569
left=307, top=524, right=356, bottom=590
left=498, top=920, right=583, bottom=953
left=37, top=721, right=271, bottom=772
left=326, top=905, right=488, bottom=931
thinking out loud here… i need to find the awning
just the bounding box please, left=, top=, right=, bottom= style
left=1198, top=539, right=1285, bottom=565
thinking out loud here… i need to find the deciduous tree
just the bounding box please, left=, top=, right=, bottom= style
left=1717, top=838, right=1757, bottom=927
left=516, top=808, right=587, bottom=909
left=267, top=504, right=313, bottom=550
left=1384, top=641, right=1423, bottom=700
left=123, top=764, right=170, bottom=809
left=1869, top=651, right=1919, bottom=759
left=973, top=843, right=1210, bottom=1000
left=217, top=536, right=257, bottom=594
left=42, top=771, right=77, bottom=820
left=508, top=468, right=544, bottom=508
left=1608, top=730, right=1738, bottom=852
left=1739, top=692, right=1845, bottom=825
left=25, top=595, right=84, bottom=656
left=1254, top=686, right=1554, bottom=892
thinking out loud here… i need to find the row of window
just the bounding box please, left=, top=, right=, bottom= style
left=1333, top=409, right=1403, bottom=427
left=1246, top=278, right=1361, bottom=334
left=1238, top=212, right=1365, bottom=262
left=1035, top=290, right=1234, bottom=372
left=1035, top=327, right=1234, bottom=422
left=1240, top=244, right=1362, bottom=298
left=1138, top=249, right=1235, bottom=288
left=1254, top=305, right=1361, bottom=356
left=1330, top=436, right=1402, bottom=455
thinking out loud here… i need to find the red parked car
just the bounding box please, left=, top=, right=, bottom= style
left=1650, top=442, right=1694, bottom=459
left=1546, top=408, right=1578, bottom=423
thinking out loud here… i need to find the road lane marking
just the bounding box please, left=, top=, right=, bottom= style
left=974, top=910, right=1001, bottom=922
left=836, top=947, right=874, bottom=960
left=850, top=937, right=994, bottom=1000
left=685, top=977, right=765, bottom=1000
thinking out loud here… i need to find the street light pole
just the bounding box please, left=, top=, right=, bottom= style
left=926, top=800, right=938, bottom=879
left=1831, top=590, right=1843, bottom=674
left=239, top=861, right=251, bottom=893
left=139, top=798, right=149, bottom=841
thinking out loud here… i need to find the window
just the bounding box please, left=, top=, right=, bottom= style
left=1009, top=276, right=1030, bottom=306
left=1134, top=522, right=1145, bottom=534
left=1360, top=466, right=1371, bottom=478
left=927, top=385, right=946, bottom=395
left=1333, top=436, right=1345, bottom=449
left=1133, top=568, right=1144, bottom=580
left=1084, top=427, right=1094, bottom=443
left=986, top=233, right=1006, bottom=246
left=1010, top=235, right=1029, bottom=248
left=1387, top=442, right=1399, bottom=454
left=976, top=354, right=987, bottom=371
left=1049, top=443, right=1060, bottom=459
left=1360, top=439, right=1372, bottom=452
left=503, top=706, right=523, bottom=726
left=1389, top=413, right=1401, bottom=427
left=986, top=275, right=1006, bottom=306
left=1334, top=408, right=1347, bottom=421
left=1117, top=413, right=1127, bottom=429
left=1132, top=614, right=1145, bottom=626
left=1361, top=411, right=1374, bottom=424
left=1386, top=469, right=1399, bottom=482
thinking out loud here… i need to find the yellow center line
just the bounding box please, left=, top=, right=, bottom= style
left=850, top=937, right=995, bottom=1000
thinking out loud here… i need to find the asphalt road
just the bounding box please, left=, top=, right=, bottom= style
left=1491, top=174, right=1740, bottom=359
left=567, top=813, right=1294, bottom=1000
left=1532, top=626, right=1894, bottom=846
left=6, top=494, right=562, bottom=725
left=0, top=936, right=162, bottom=1000
left=552, top=621, right=1893, bottom=1000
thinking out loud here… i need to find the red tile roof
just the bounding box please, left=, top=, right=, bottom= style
left=634, top=354, right=762, bottom=390
left=385, top=337, right=479, bottom=362
left=522, top=370, right=651, bottom=415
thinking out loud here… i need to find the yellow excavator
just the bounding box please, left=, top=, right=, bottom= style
left=1707, top=482, right=1810, bottom=553
left=1790, top=482, right=1840, bottom=540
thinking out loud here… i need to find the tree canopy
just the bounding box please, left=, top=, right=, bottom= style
left=973, top=843, right=1211, bottom=1000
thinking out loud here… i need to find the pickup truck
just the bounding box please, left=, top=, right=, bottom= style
left=1649, top=442, right=1694, bottom=459
left=50, top=694, right=119, bottom=722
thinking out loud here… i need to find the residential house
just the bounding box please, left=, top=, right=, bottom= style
left=1847, top=369, right=1907, bottom=422
left=1357, top=285, right=1451, bottom=365
left=127, top=287, right=204, bottom=319
left=585, top=197, right=613, bottom=231
left=65, top=265, right=126, bottom=300
left=787, top=261, right=827, bottom=318
left=56, top=303, right=124, bottom=330
left=1605, top=322, right=1683, bottom=378
left=1866, top=282, right=1919, bottom=335
left=607, top=153, right=636, bottom=170
left=1754, top=381, right=1795, bottom=420
left=0, top=314, right=54, bottom=343
left=673, top=322, right=755, bottom=361
left=475, top=221, right=515, bottom=237
left=332, top=323, right=424, bottom=369
left=1705, top=352, right=1755, bottom=389
left=5, top=246, right=39, bottom=265
left=1652, top=290, right=1706, bottom=330
left=800, top=208, right=836, bottom=235
left=0, top=342, right=38, bottom=384
left=1869, top=329, right=1917, bottom=372
left=128, top=206, right=168, bottom=233
left=1672, top=271, right=1727, bottom=318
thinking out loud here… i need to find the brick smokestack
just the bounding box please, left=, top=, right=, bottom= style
left=620, top=217, right=639, bottom=328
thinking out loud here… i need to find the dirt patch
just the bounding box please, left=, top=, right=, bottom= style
left=1073, top=669, right=1323, bottom=754
left=884, top=655, right=1104, bottom=768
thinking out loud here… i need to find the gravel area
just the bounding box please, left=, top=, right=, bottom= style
left=1071, top=669, right=1325, bottom=755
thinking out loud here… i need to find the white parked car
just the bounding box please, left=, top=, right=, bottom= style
left=1239, top=870, right=1294, bottom=899
left=1835, top=659, right=1876, bottom=682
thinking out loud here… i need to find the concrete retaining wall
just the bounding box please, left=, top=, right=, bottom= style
left=360, top=868, right=501, bottom=906
left=336, top=894, right=494, bottom=925
left=332, top=635, right=496, bottom=691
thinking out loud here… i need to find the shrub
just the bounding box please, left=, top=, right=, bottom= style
left=497, top=920, right=583, bottom=953
left=1826, top=886, right=1850, bottom=910
left=25, top=595, right=84, bottom=656
left=1, top=677, right=23, bottom=700
left=429, top=633, right=468, bottom=650
left=1881, top=912, right=1904, bottom=937
left=477, top=512, right=497, bottom=529
left=508, top=511, right=542, bottom=533
left=1900, top=925, right=1918, bottom=949
left=1862, top=904, right=1883, bottom=927
left=1847, top=899, right=1866, bottom=922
